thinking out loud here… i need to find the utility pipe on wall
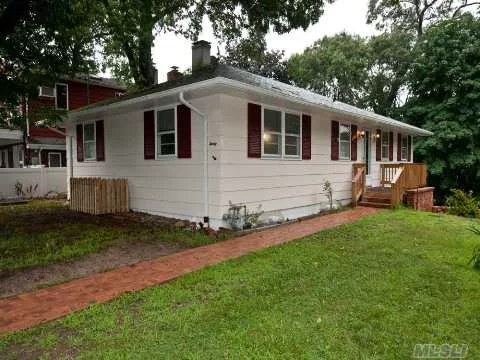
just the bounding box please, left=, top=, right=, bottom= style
left=179, top=91, right=209, bottom=225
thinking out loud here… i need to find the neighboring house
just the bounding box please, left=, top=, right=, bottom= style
left=66, top=40, right=432, bottom=229
left=0, top=76, right=126, bottom=168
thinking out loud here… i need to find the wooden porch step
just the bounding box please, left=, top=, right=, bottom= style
left=358, top=201, right=391, bottom=209
left=362, top=196, right=391, bottom=204
left=363, top=191, right=392, bottom=199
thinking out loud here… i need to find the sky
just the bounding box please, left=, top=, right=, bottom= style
left=150, top=0, right=378, bottom=82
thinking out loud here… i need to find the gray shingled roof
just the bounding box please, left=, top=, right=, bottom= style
left=71, top=64, right=432, bottom=135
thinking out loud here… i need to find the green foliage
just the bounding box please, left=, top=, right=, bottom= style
left=288, top=30, right=414, bottom=116
left=468, top=226, right=480, bottom=269
left=0, top=0, right=103, bottom=128
left=2, top=209, right=480, bottom=358
left=445, top=189, right=480, bottom=218
left=220, top=34, right=290, bottom=83
left=100, top=0, right=335, bottom=87
left=404, top=15, right=480, bottom=200
left=289, top=33, right=370, bottom=104
left=322, top=180, right=333, bottom=209
left=367, top=0, right=480, bottom=37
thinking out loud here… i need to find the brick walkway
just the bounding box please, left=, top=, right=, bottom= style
left=0, top=207, right=378, bottom=334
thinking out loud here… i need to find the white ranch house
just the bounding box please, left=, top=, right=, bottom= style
left=66, top=41, right=432, bottom=229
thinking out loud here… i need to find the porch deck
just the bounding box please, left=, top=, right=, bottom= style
left=352, top=163, right=428, bottom=208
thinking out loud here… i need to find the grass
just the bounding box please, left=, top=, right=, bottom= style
left=0, top=200, right=216, bottom=271
left=1, top=208, right=479, bottom=359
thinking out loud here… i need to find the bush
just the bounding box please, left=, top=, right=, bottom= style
left=469, top=226, right=480, bottom=270
left=445, top=189, right=479, bottom=218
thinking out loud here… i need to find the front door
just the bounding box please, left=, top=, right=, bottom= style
left=364, top=130, right=371, bottom=176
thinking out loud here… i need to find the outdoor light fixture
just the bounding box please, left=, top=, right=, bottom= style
left=263, top=133, right=271, bottom=141
left=359, top=130, right=365, bottom=138
left=375, top=133, right=381, bottom=139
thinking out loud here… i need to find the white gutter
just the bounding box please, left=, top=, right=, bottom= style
left=179, top=91, right=209, bottom=226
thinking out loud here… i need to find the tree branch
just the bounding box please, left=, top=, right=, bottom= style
left=0, top=0, right=32, bottom=43
left=452, top=2, right=480, bottom=17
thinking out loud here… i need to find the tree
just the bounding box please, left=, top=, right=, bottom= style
left=360, top=30, right=414, bottom=116
left=0, top=0, right=103, bottom=129
left=288, top=33, right=370, bottom=104
left=220, top=34, right=290, bottom=83
left=287, top=30, right=413, bottom=116
left=367, top=0, right=480, bottom=37
left=100, top=0, right=336, bottom=88
left=403, top=15, right=480, bottom=200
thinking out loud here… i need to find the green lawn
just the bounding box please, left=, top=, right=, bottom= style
left=0, top=200, right=215, bottom=271
left=1, top=209, right=479, bottom=359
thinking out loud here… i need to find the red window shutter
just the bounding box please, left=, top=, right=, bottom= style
left=331, top=120, right=339, bottom=160
left=389, top=131, right=394, bottom=161
left=248, top=103, right=261, bottom=158
left=144, top=110, right=155, bottom=160
left=302, top=114, right=311, bottom=160
left=397, top=133, right=402, bottom=161
left=351, top=124, right=357, bottom=161
left=177, top=104, right=191, bottom=158
left=408, top=135, right=412, bottom=162
left=376, top=129, right=381, bottom=161
left=76, top=124, right=84, bottom=162
left=96, top=120, right=105, bottom=161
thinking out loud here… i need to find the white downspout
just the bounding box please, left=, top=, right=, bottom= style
left=179, top=91, right=209, bottom=226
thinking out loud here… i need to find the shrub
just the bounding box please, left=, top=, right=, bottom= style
left=445, top=189, right=479, bottom=218
left=469, top=226, right=480, bottom=270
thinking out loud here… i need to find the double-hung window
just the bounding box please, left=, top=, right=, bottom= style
left=381, top=131, right=389, bottom=160
left=156, top=108, right=176, bottom=157
left=55, top=83, right=68, bottom=110
left=262, top=107, right=301, bottom=158
left=83, top=123, right=96, bottom=160
left=401, top=135, right=408, bottom=161
left=339, top=124, right=351, bottom=160
left=285, top=113, right=301, bottom=157
left=263, top=109, right=283, bottom=157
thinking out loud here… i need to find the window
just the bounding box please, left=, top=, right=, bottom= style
left=48, top=152, right=62, bottom=167
left=55, top=83, right=68, bottom=110
left=339, top=124, right=351, bottom=160
left=263, top=109, right=282, bottom=156
left=39, top=86, right=55, bottom=97
left=262, top=107, right=302, bottom=158
left=381, top=131, right=389, bottom=160
left=401, top=135, right=408, bottom=161
left=83, top=123, right=96, bottom=160
left=156, top=108, right=176, bottom=157
left=285, top=113, right=300, bottom=156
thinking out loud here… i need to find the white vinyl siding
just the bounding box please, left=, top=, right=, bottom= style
left=156, top=108, right=177, bottom=157
left=381, top=131, right=389, bottom=160
left=83, top=123, right=96, bottom=161
left=339, top=123, right=351, bottom=160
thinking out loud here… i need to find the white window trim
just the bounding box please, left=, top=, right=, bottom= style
left=55, top=83, right=69, bottom=110
left=381, top=130, right=390, bottom=161
left=401, top=134, right=408, bottom=161
left=261, top=104, right=303, bottom=160
left=48, top=152, right=62, bottom=167
left=38, top=86, right=55, bottom=98
left=338, top=122, right=352, bottom=161
left=83, top=122, right=96, bottom=161
left=154, top=105, right=178, bottom=159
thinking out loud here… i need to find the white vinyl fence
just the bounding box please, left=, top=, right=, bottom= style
left=0, top=167, right=67, bottom=199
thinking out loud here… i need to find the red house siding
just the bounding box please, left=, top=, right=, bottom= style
left=66, top=81, right=122, bottom=110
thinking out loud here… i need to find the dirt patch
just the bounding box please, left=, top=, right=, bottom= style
left=0, top=239, right=181, bottom=298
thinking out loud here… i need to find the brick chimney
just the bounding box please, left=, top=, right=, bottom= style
left=192, top=40, right=211, bottom=73
left=167, top=66, right=181, bottom=81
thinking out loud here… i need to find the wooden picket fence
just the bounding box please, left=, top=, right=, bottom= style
left=70, top=177, right=129, bottom=215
